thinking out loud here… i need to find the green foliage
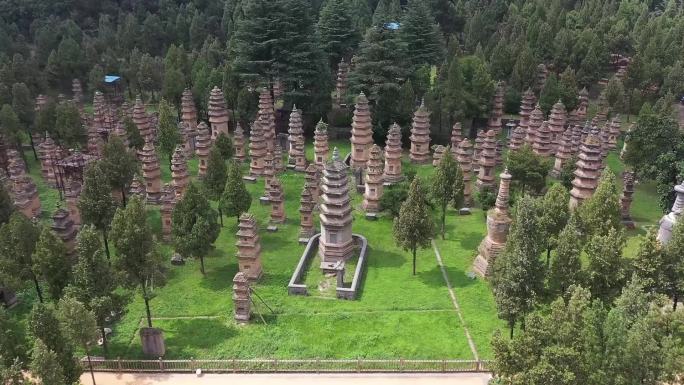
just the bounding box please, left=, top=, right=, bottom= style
left=559, top=155, right=577, bottom=191
left=539, top=183, right=570, bottom=260
left=506, top=144, right=551, bottom=195
left=157, top=98, right=181, bottom=167
left=203, top=146, right=228, bottom=202
left=538, top=73, right=560, bottom=114
left=0, top=213, right=41, bottom=301
left=380, top=182, right=409, bottom=217
left=585, top=227, right=627, bottom=303
left=32, top=226, right=70, bottom=300
left=393, top=178, right=435, bottom=275
left=605, top=76, right=626, bottom=113
left=78, top=161, right=116, bottom=255
left=0, top=308, right=26, bottom=368
left=123, top=115, right=144, bottom=150
left=0, top=358, right=29, bottom=385
left=548, top=215, right=583, bottom=297
left=214, top=132, right=234, bottom=160
left=317, top=0, right=360, bottom=69
left=633, top=229, right=668, bottom=295
left=430, top=149, right=461, bottom=238
left=28, top=303, right=80, bottom=384
left=399, top=0, right=444, bottom=71
left=0, top=104, right=21, bottom=147
left=558, top=67, right=579, bottom=111
left=54, top=101, right=86, bottom=149
left=219, top=160, right=252, bottom=222
left=29, top=339, right=66, bottom=385
left=10, top=82, right=33, bottom=129
left=101, top=136, right=138, bottom=205
left=56, top=296, right=99, bottom=357
left=0, top=184, right=13, bottom=226
left=476, top=187, right=496, bottom=214
left=578, top=169, right=621, bottom=238
left=458, top=55, right=496, bottom=120
left=662, top=220, right=684, bottom=305
left=172, top=183, right=220, bottom=275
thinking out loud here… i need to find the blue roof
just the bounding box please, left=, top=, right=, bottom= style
left=384, top=22, right=401, bottom=30
left=104, top=75, right=121, bottom=83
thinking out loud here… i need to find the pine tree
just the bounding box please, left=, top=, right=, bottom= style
left=558, top=66, right=579, bottom=111
left=101, top=136, right=138, bottom=207
left=110, top=196, right=163, bottom=328
left=317, top=0, right=360, bottom=69
left=539, top=183, right=570, bottom=265
left=32, top=226, right=70, bottom=301
left=633, top=229, right=668, bottom=295
left=430, top=147, right=459, bottom=239
left=372, top=0, right=401, bottom=25
left=64, top=225, right=123, bottom=356
left=506, top=144, right=551, bottom=194
left=492, top=195, right=545, bottom=337
left=0, top=358, right=27, bottom=385
left=0, top=104, right=22, bottom=149
left=78, top=161, right=116, bottom=258
left=123, top=115, right=144, bottom=151
left=220, top=160, right=252, bottom=224
left=548, top=216, right=583, bottom=297
left=604, top=76, right=626, bottom=113
left=56, top=296, right=99, bottom=385
left=30, top=339, right=66, bottom=385
left=214, top=132, right=234, bottom=160
left=538, top=73, right=561, bottom=114
left=393, top=178, right=435, bottom=275
left=0, top=184, right=13, bottom=226
left=54, top=101, right=86, bottom=149
left=578, top=169, right=621, bottom=237
left=663, top=219, right=684, bottom=309
left=0, top=308, right=26, bottom=368
left=157, top=99, right=181, bottom=169
left=172, top=183, right=220, bottom=275
left=203, top=146, right=228, bottom=226
left=458, top=55, right=495, bottom=121
left=0, top=213, right=41, bottom=302
left=28, top=303, right=80, bottom=384
left=586, top=227, right=626, bottom=303
left=350, top=0, right=372, bottom=33
left=399, top=0, right=444, bottom=71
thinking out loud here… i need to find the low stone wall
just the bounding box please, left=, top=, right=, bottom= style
left=288, top=234, right=368, bottom=300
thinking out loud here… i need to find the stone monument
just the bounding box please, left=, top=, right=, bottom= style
left=551, top=128, right=574, bottom=178
left=181, top=88, right=197, bottom=132
left=350, top=92, right=374, bottom=168
left=476, top=130, right=497, bottom=190
left=473, top=168, right=512, bottom=276
left=287, top=106, right=305, bottom=167
left=409, top=100, right=431, bottom=164
left=621, top=171, right=636, bottom=229
left=305, top=164, right=320, bottom=204
left=334, top=59, right=349, bottom=107
left=249, top=119, right=267, bottom=177
left=518, top=88, right=536, bottom=131
left=160, top=184, right=175, bottom=242
left=233, top=272, right=251, bottom=323
left=456, top=138, right=473, bottom=208
left=194, top=122, right=211, bottom=177
left=233, top=123, right=247, bottom=163
left=569, top=134, right=603, bottom=209
left=487, top=82, right=504, bottom=133
left=133, top=97, right=153, bottom=141
left=235, top=213, right=263, bottom=280
left=548, top=100, right=567, bottom=149
left=268, top=178, right=286, bottom=225
left=208, top=86, right=229, bottom=140
left=362, top=144, right=384, bottom=217
left=171, top=145, right=189, bottom=199
left=51, top=208, right=77, bottom=254
left=299, top=186, right=316, bottom=243
left=140, top=140, right=162, bottom=204
left=313, top=120, right=329, bottom=170
left=432, top=145, right=446, bottom=166
left=64, top=180, right=81, bottom=227
left=532, top=121, right=552, bottom=157
left=383, top=123, right=403, bottom=184
left=508, top=126, right=525, bottom=151
left=257, top=88, right=276, bottom=151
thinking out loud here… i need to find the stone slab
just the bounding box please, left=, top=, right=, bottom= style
left=298, top=237, right=310, bottom=245
left=259, top=196, right=270, bottom=205
left=365, top=213, right=378, bottom=221
left=267, top=225, right=278, bottom=232
left=459, top=208, right=472, bottom=215
left=243, top=176, right=257, bottom=183
left=140, top=327, right=165, bottom=357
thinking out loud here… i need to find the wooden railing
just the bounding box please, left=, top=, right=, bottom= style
left=82, top=358, right=492, bottom=373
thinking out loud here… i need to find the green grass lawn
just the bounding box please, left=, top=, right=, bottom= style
left=11, top=139, right=664, bottom=361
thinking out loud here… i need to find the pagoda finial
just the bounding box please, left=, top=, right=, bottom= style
left=332, top=147, right=340, bottom=161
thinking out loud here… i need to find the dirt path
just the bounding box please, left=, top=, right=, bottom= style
left=431, top=240, right=480, bottom=361
left=81, top=372, right=492, bottom=385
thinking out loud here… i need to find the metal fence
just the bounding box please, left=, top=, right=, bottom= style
left=82, top=358, right=492, bottom=373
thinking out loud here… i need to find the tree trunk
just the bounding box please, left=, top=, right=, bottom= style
left=32, top=275, right=43, bottom=303
left=86, top=348, right=97, bottom=385
left=100, top=326, right=108, bottom=357
left=546, top=247, right=551, bottom=268
left=218, top=207, right=224, bottom=227
left=121, top=187, right=127, bottom=207
left=509, top=320, right=515, bottom=339
left=441, top=203, right=446, bottom=240
left=412, top=246, right=417, bottom=276
left=200, top=255, right=206, bottom=275
left=141, top=283, right=153, bottom=328
left=28, top=131, right=38, bottom=161
left=673, top=292, right=679, bottom=311
left=102, top=230, right=110, bottom=259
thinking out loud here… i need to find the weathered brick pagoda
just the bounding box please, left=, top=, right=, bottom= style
left=287, top=106, right=305, bottom=168
left=383, top=123, right=403, bottom=184
left=233, top=123, right=246, bottom=163
left=409, top=100, right=431, bottom=164
left=456, top=138, right=473, bottom=207
left=362, top=144, right=384, bottom=216
left=208, top=86, right=229, bottom=140
left=569, top=134, right=603, bottom=209
left=299, top=186, right=316, bottom=242
left=140, top=140, right=162, bottom=204
left=313, top=120, right=329, bottom=170
left=350, top=93, right=373, bottom=169
left=233, top=272, right=251, bottom=323
left=476, top=130, right=497, bottom=190
left=473, top=168, right=512, bottom=276
left=195, top=122, right=211, bottom=177
left=235, top=213, right=263, bottom=280
left=171, top=145, right=189, bottom=199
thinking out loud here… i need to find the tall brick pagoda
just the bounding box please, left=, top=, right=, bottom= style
left=236, top=213, right=263, bottom=280
left=456, top=138, right=473, bottom=207
left=52, top=208, right=77, bottom=254
left=140, top=140, right=162, bottom=204
left=334, top=59, right=349, bottom=107
left=551, top=128, right=574, bottom=178
left=133, top=96, right=153, bottom=140
left=476, top=130, right=497, bottom=190
left=37, top=134, right=59, bottom=187
left=233, top=123, right=246, bottom=163
left=508, top=126, right=525, bottom=151
left=569, top=134, right=603, bottom=209
left=526, top=104, right=544, bottom=146
left=181, top=88, right=197, bottom=132
left=195, top=122, right=211, bottom=177
left=160, top=184, right=176, bottom=242
left=548, top=100, right=567, bottom=149
left=532, top=121, right=552, bottom=157
left=382, top=123, right=403, bottom=184
left=409, top=100, right=431, bottom=164
left=249, top=119, right=268, bottom=177
left=313, top=120, right=329, bottom=170
left=268, top=178, right=285, bottom=225
left=171, top=145, right=189, bottom=199
left=257, top=88, right=276, bottom=151
left=233, top=272, right=251, bottom=323
left=305, top=164, right=320, bottom=204
left=208, top=86, right=229, bottom=140
left=362, top=144, right=384, bottom=215
left=519, top=88, right=536, bottom=131
left=620, top=171, right=636, bottom=229
left=350, top=92, right=374, bottom=168
left=487, top=82, right=504, bottom=133
left=473, top=168, right=512, bottom=276
left=287, top=106, right=305, bottom=166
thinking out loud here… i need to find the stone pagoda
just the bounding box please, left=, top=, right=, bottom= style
left=257, top=88, right=276, bottom=151
left=569, top=87, right=589, bottom=126
left=606, top=116, right=621, bottom=150
left=569, top=134, right=603, bottom=209
left=334, top=59, right=349, bottom=107
left=72, top=79, right=83, bottom=106
left=319, top=148, right=354, bottom=272
left=532, top=121, right=552, bottom=157
left=548, top=100, right=567, bottom=149
left=37, top=134, right=59, bottom=187
left=268, top=178, right=286, bottom=225
left=487, top=82, right=504, bottom=133
left=249, top=119, right=268, bottom=177
left=350, top=92, right=374, bottom=169
left=305, top=164, right=321, bottom=204
left=129, top=174, right=145, bottom=198
left=181, top=88, right=197, bottom=132
left=450, top=122, right=463, bottom=157
left=432, top=145, right=446, bottom=166
left=232, top=272, right=251, bottom=323
left=140, top=140, right=162, bottom=204
left=409, top=100, right=431, bottom=164
left=233, top=123, right=247, bottom=163
left=208, top=86, right=229, bottom=140
left=456, top=138, right=474, bottom=207
left=476, top=130, right=497, bottom=190
left=526, top=104, right=544, bottom=146
left=299, top=186, right=316, bottom=242
left=171, top=145, right=189, bottom=199
left=287, top=106, right=305, bottom=167
left=621, top=171, right=636, bottom=229
left=473, top=168, right=512, bottom=276
left=472, top=130, right=485, bottom=173
left=262, top=151, right=275, bottom=194
left=508, top=126, right=525, bottom=151
left=551, top=128, right=574, bottom=178
left=133, top=97, right=153, bottom=140
left=111, top=120, right=129, bottom=148
left=519, top=88, right=536, bottom=131
left=64, top=180, right=81, bottom=226
left=362, top=144, right=384, bottom=216
left=235, top=213, right=263, bottom=280
left=313, top=120, right=329, bottom=170
left=194, top=122, right=211, bottom=177
left=160, top=184, right=176, bottom=242
left=9, top=158, right=40, bottom=218
left=273, top=144, right=285, bottom=173
left=383, top=123, right=403, bottom=184
left=51, top=208, right=77, bottom=254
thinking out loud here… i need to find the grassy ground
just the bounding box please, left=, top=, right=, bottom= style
left=10, top=137, right=664, bottom=361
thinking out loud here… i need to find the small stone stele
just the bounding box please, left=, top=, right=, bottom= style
left=170, top=253, right=185, bottom=266
left=365, top=213, right=378, bottom=221
left=140, top=327, right=165, bottom=357
left=459, top=208, right=472, bottom=215
left=242, top=175, right=257, bottom=183
left=259, top=196, right=270, bottom=205
left=267, top=225, right=278, bottom=232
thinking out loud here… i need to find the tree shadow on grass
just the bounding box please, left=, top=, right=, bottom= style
left=163, top=318, right=237, bottom=357
left=417, top=265, right=476, bottom=289
left=458, top=232, right=484, bottom=252
left=199, top=261, right=239, bottom=291
left=367, top=248, right=407, bottom=268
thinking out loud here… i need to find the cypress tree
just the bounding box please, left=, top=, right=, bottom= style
left=0, top=213, right=42, bottom=302
left=317, top=0, right=360, bottom=69
left=54, top=101, right=86, bottom=149
left=32, top=226, right=70, bottom=301
left=123, top=115, right=144, bottom=151
left=0, top=183, right=13, bottom=226
left=586, top=227, right=626, bottom=303
left=214, top=132, right=234, bottom=160
left=56, top=297, right=99, bottom=385
left=399, top=0, right=444, bottom=71
left=172, top=183, right=220, bottom=275
left=578, top=169, right=621, bottom=238
left=28, top=303, right=80, bottom=384
left=101, top=136, right=138, bottom=207
left=30, top=339, right=66, bottom=385
left=430, top=147, right=460, bottom=239
left=157, top=99, right=181, bottom=169
left=548, top=216, right=583, bottom=297
left=78, top=161, right=116, bottom=258
left=203, top=146, right=228, bottom=226
left=220, top=160, right=252, bottom=224
left=393, top=178, right=435, bottom=275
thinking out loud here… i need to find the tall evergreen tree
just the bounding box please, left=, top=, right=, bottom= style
left=203, top=146, right=228, bottom=226
left=663, top=219, right=684, bottom=309
left=399, top=0, right=444, bottom=71
left=28, top=303, right=80, bottom=384
left=539, top=183, right=570, bottom=265
left=29, top=339, right=66, bottom=385
left=78, top=161, right=116, bottom=257
left=123, top=115, right=144, bottom=151
left=220, top=160, right=252, bottom=224
left=32, top=226, right=70, bottom=301
left=214, top=132, right=234, bottom=160
left=101, top=136, right=138, bottom=207
left=172, top=183, right=220, bottom=275
left=585, top=227, right=627, bottom=303
left=157, top=99, right=181, bottom=169
left=393, top=178, right=435, bottom=275
left=56, top=297, right=99, bottom=385
left=0, top=308, right=26, bottom=368
left=430, top=147, right=461, bottom=239
left=548, top=215, right=583, bottom=297
left=110, top=196, right=163, bottom=328
left=578, top=169, right=621, bottom=238
left=54, top=101, right=86, bottom=149
left=0, top=184, right=13, bottom=226
left=317, top=0, right=360, bottom=70
left=0, top=213, right=41, bottom=302
left=0, top=104, right=22, bottom=150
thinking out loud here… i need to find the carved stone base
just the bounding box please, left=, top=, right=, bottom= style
left=140, top=327, right=165, bottom=357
